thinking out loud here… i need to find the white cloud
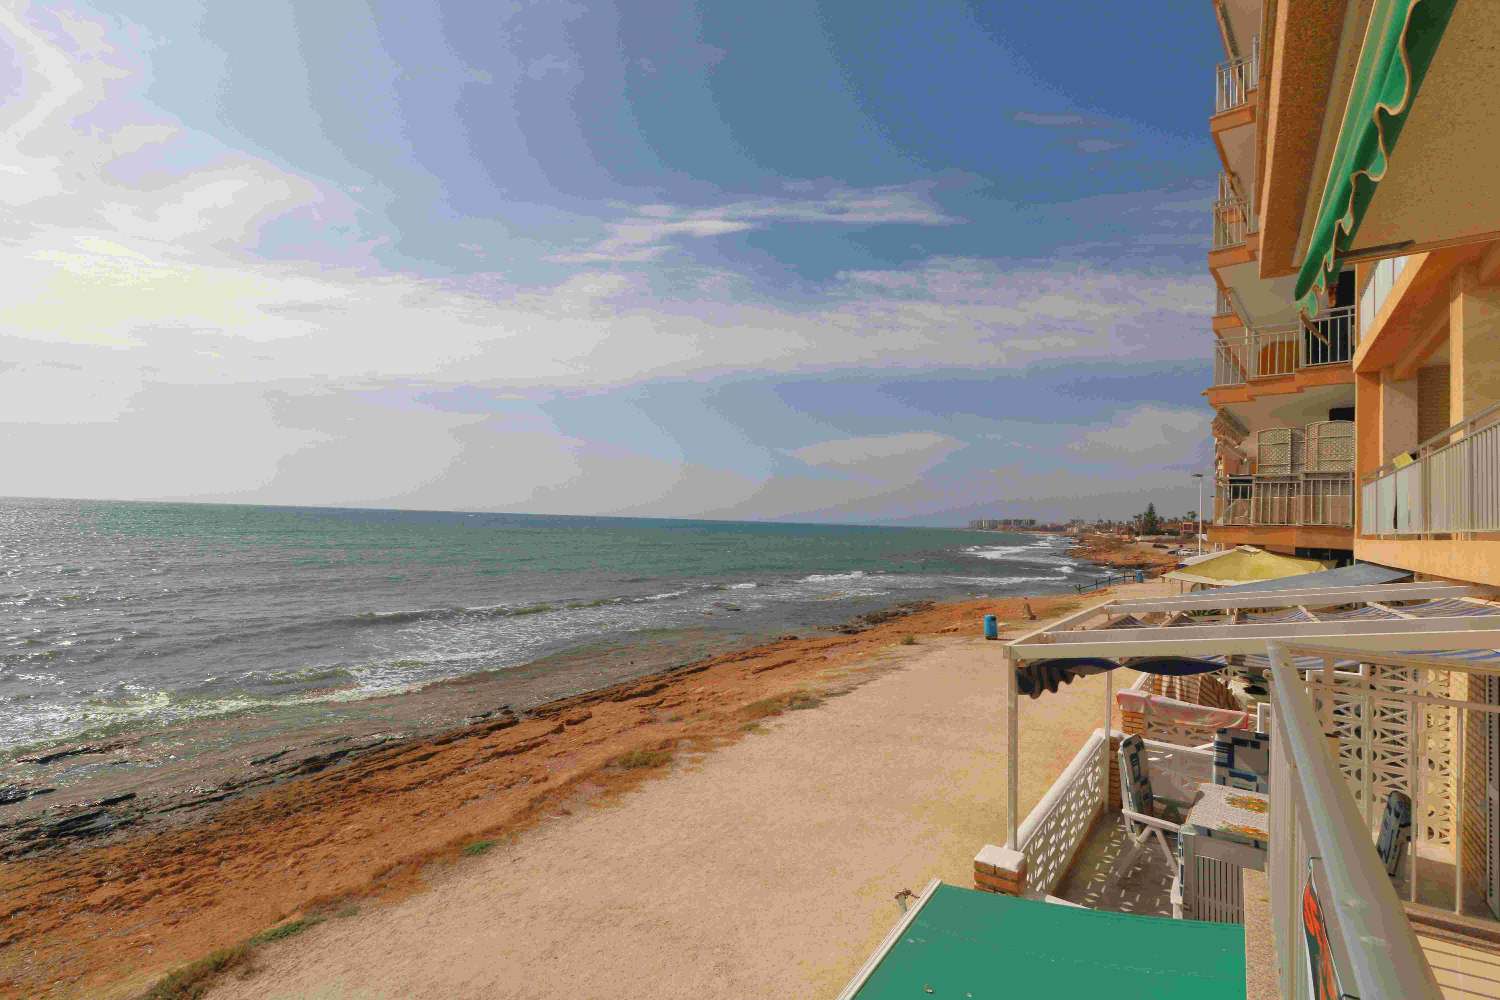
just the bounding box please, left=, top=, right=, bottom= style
left=546, top=185, right=958, bottom=264
left=1069, top=405, right=1211, bottom=463
left=1013, top=111, right=1088, bottom=127
left=790, top=432, right=959, bottom=468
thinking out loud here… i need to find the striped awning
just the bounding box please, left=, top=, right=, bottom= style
left=1294, top=0, right=1458, bottom=317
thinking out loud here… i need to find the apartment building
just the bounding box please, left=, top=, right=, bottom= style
left=1206, top=0, right=1358, bottom=562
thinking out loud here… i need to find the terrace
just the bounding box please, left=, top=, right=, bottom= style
left=1361, top=401, right=1500, bottom=537
left=979, top=581, right=1500, bottom=999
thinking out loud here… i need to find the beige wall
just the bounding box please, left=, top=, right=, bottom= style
left=1418, top=366, right=1451, bottom=442
left=1450, top=263, right=1500, bottom=425
left=1354, top=537, right=1500, bottom=588
left=1379, top=370, right=1419, bottom=463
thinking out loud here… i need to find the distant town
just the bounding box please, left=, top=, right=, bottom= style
left=967, top=512, right=1200, bottom=538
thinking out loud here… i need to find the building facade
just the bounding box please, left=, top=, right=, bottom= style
left=1205, top=0, right=1358, bottom=562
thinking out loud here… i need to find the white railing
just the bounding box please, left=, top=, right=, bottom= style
left=1360, top=401, right=1500, bottom=536
left=1302, top=474, right=1355, bottom=526
left=1212, top=195, right=1253, bottom=250
left=1016, top=729, right=1107, bottom=899
left=1359, top=254, right=1411, bottom=335
left=1215, top=473, right=1355, bottom=528
left=1215, top=285, right=1234, bottom=317
left=1214, top=36, right=1259, bottom=114
left=1211, top=309, right=1356, bottom=385
left=1269, top=644, right=1446, bottom=1000
left=1212, top=334, right=1251, bottom=386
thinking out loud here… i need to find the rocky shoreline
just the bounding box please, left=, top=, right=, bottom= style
left=0, top=595, right=1086, bottom=1000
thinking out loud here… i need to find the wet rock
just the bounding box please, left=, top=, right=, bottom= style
left=0, top=785, right=55, bottom=806
left=16, top=742, right=125, bottom=766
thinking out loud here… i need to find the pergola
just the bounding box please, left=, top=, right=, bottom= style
left=999, top=579, right=1500, bottom=847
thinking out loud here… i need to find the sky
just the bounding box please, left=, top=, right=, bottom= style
left=0, top=1, right=1221, bottom=525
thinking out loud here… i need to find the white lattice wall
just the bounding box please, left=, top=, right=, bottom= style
left=1017, top=731, right=1106, bottom=899
left=1322, top=664, right=1455, bottom=848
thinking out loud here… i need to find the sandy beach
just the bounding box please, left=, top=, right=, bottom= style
left=0, top=592, right=1134, bottom=999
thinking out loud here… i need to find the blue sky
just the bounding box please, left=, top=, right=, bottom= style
left=0, top=1, right=1220, bottom=523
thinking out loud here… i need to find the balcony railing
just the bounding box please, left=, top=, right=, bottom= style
left=1214, top=285, right=1234, bottom=317
left=1211, top=306, right=1357, bottom=385
left=1211, top=195, right=1254, bottom=250
left=1214, top=36, right=1259, bottom=114
left=1216, top=473, right=1354, bottom=529
left=1358, top=254, right=1410, bottom=334
left=1267, top=644, right=1444, bottom=999
left=1360, top=400, right=1500, bottom=536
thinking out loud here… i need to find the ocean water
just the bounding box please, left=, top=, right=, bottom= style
left=0, top=498, right=1089, bottom=751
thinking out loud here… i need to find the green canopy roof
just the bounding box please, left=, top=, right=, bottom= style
left=844, top=883, right=1246, bottom=1000
left=1294, top=0, right=1457, bottom=317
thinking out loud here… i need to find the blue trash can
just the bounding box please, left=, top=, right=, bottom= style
left=983, top=614, right=998, bottom=640
left=1135, top=569, right=1145, bottom=584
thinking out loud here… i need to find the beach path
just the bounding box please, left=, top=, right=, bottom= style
left=207, top=632, right=1121, bottom=1000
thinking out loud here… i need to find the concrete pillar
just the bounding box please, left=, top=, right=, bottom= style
left=1355, top=370, right=1382, bottom=479
left=1449, top=263, right=1500, bottom=426
left=1379, top=369, right=1419, bottom=463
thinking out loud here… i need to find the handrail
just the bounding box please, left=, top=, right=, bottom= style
left=1362, top=398, right=1500, bottom=483
left=1214, top=35, right=1259, bottom=114
left=1267, top=643, right=1442, bottom=999
left=1211, top=307, right=1356, bottom=386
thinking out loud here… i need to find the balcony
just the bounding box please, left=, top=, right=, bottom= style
left=1358, top=254, right=1411, bottom=334
left=1214, top=37, right=1259, bottom=115
left=1212, top=306, right=1357, bottom=385
left=1216, top=473, right=1354, bottom=529
left=1360, top=401, right=1500, bottom=537
left=1215, top=285, right=1234, bottom=318
left=1211, top=194, right=1255, bottom=251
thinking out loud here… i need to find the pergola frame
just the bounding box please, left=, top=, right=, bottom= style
left=999, top=581, right=1500, bottom=850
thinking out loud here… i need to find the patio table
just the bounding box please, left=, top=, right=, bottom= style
left=1179, top=782, right=1270, bottom=922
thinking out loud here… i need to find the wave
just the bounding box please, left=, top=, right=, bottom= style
left=799, top=571, right=870, bottom=582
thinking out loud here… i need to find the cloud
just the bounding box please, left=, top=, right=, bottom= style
left=1013, top=111, right=1088, bottom=127
left=790, top=432, right=959, bottom=468
left=1075, top=138, right=1125, bottom=154
left=546, top=185, right=959, bottom=264
left=1069, top=405, right=1211, bottom=464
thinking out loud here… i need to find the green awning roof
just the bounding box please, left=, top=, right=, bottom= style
left=1294, top=0, right=1457, bottom=317
left=844, top=884, right=1246, bottom=1000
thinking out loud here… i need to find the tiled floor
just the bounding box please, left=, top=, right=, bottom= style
left=1422, top=933, right=1500, bottom=999
left=1052, top=811, right=1177, bottom=917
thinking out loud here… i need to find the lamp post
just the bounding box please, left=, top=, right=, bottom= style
left=1191, top=473, right=1205, bottom=555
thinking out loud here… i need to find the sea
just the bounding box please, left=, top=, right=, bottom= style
left=0, top=498, right=1093, bottom=754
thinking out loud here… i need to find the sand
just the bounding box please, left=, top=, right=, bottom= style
left=202, top=616, right=1123, bottom=998
left=3, top=594, right=1119, bottom=999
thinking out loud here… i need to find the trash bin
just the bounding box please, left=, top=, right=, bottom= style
left=983, top=614, right=998, bottom=640
left=1135, top=569, right=1145, bottom=584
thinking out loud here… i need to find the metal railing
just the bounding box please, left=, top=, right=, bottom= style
left=1214, top=36, right=1259, bottom=114
left=1215, top=285, right=1234, bottom=317
left=1212, top=195, right=1254, bottom=250
left=1268, top=644, right=1444, bottom=1000
left=1072, top=564, right=1170, bottom=594
left=1215, top=473, right=1354, bottom=528
left=1359, top=254, right=1411, bottom=335
left=1211, top=307, right=1357, bottom=385
left=1360, top=400, right=1500, bottom=536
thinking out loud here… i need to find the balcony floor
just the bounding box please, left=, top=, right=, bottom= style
left=1051, top=810, right=1176, bottom=917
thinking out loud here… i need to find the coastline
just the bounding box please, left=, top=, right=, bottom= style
left=0, top=593, right=1085, bottom=1000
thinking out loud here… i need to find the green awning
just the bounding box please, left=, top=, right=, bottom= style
left=843, top=883, right=1246, bottom=1000
left=1294, top=0, right=1457, bottom=317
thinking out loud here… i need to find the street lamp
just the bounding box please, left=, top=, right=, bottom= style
left=1191, top=473, right=1205, bottom=555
